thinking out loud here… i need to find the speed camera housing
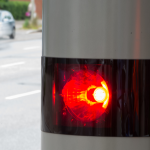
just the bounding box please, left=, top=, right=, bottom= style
left=42, top=0, right=150, bottom=150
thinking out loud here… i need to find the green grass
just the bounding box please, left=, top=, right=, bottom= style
left=22, top=18, right=41, bottom=30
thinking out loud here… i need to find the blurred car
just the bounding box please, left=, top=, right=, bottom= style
left=0, top=10, right=15, bottom=39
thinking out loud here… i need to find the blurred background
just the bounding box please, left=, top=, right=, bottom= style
left=0, top=0, right=42, bottom=150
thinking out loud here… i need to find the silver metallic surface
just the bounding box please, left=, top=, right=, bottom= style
left=41, top=132, right=150, bottom=150
left=43, top=0, right=150, bottom=59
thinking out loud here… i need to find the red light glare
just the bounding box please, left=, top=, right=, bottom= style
left=53, top=82, right=55, bottom=105
left=61, top=70, right=110, bottom=122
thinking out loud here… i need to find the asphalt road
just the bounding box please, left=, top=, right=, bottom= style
left=0, top=31, right=42, bottom=150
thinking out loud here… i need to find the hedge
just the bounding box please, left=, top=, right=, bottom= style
left=0, top=1, right=29, bottom=20
left=0, top=0, right=8, bottom=2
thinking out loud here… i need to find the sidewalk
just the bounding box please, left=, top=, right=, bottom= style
left=15, top=20, right=42, bottom=30
left=16, top=20, right=42, bottom=34
left=15, top=20, right=24, bottom=30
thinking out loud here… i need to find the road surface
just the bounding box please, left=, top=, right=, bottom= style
left=0, top=31, right=42, bottom=150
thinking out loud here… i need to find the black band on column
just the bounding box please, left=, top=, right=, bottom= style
left=41, top=57, right=150, bottom=137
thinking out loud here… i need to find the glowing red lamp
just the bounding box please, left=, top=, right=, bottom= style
left=61, top=70, right=109, bottom=122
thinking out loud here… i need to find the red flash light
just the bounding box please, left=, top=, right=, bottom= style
left=61, top=69, right=110, bottom=122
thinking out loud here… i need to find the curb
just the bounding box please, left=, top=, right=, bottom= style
left=26, top=28, right=42, bottom=34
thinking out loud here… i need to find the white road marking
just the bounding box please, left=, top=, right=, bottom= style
left=24, top=46, right=41, bottom=50
left=5, top=90, right=41, bottom=100
left=0, top=62, right=25, bottom=68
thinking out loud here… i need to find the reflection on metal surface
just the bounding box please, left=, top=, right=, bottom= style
left=43, top=0, right=150, bottom=59
left=41, top=57, right=150, bottom=137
